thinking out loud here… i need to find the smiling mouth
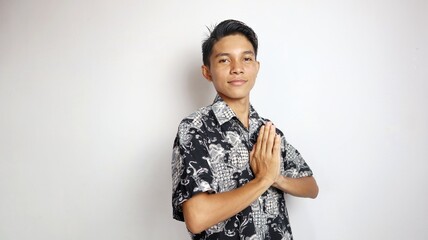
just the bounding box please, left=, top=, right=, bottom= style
left=228, top=80, right=247, bottom=86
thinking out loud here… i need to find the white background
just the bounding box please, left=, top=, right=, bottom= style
left=1, top=0, right=427, bottom=239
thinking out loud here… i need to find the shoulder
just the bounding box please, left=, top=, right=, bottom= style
left=174, top=106, right=215, bottom=151
left=177, top=105, right=213, bottom=133
left=180, top=106, right=212, bottom=128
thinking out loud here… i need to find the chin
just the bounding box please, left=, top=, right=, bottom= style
left=218, top=89, right=251, bottom=98
left=220, top=93, right=250, bottom=101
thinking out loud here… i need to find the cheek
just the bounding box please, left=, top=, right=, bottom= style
left=211, top=69, right=228, bottom=80
left=249, top=67, right=259, bottom=78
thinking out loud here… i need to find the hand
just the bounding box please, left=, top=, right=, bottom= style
left=250, top=122, right=281, bottom=184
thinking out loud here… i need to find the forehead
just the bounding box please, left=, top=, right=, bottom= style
left=211, top=34, right=254, bottom=56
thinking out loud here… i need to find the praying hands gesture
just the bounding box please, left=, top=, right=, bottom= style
left=250, top=122, right=281, bottom=185
left=250, top=122, right=319, bottom=198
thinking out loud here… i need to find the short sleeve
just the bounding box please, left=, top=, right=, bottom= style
left=280, top=136, right=313, bottom=178
left=171, top=121, right=216, bottom=221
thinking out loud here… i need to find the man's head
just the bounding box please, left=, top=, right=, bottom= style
left=202, top=19, right=258, bottom=67
left=200, top=20, right=260, bottom=103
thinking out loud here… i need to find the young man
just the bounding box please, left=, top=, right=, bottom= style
left=172, top=19, right=318, bottom=240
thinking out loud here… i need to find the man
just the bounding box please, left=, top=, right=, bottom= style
left=172, top=19, right=318, bottom=240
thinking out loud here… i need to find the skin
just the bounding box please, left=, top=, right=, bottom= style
left=201, top=34, right=259, bottom=128
left=183, top=34, right=319, bottom=234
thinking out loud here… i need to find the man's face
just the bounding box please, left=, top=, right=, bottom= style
left=202, top=34, right=260, bottom=103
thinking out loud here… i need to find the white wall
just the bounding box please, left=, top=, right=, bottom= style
left=1, top=0, right=427, bottom=239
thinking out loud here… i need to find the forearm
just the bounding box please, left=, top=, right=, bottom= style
left=183, top=177, right=272, bottom=234
left=273, top=175, right=319, bottom=198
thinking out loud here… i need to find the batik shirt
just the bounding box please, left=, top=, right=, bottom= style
left=171, top=95, right=313, bottom=240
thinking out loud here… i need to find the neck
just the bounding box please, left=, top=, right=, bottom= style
left=220, top=94, right=250, bottom=129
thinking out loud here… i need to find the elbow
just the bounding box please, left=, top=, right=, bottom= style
left=184, top=212, right=207, bottom=234
left=186, top=221, right=205, bottom=235
left=310, top=186, right=319, bottom=199
left=183, top=199, right=209, bottom=234
left=309, top=181, right=319, bottom=199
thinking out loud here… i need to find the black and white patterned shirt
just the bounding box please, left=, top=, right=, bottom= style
left=172, top=95, right=313, bottom=240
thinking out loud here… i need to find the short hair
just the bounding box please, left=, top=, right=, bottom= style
left=202, top=19, right=258, bottom=67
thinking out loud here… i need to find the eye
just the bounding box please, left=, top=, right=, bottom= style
left=219, top=58, right=230, bottom=63
left=244, top=57, right=253, bottom=62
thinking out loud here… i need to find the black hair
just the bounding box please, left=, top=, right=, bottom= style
left=202, top=19, right=258, bottom=67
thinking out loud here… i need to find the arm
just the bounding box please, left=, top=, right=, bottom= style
left=183, top=122, right=281, bottom=234
left=183, top=177, right=272, bottom=234
left=273, top=175, right=319, bottom=199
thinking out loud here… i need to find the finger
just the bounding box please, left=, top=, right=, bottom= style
left=261, top=122, right=271, bottom=155
left=266, top=124, right=276, bottom=154
left=255, top=125, right=264, bottom=154
left=273, top=134, right=281, bottom=157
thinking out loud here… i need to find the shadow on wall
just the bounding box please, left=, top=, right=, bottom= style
left=138, top=59, right=215, bottom=239
left=137, top=140, right=190, bottom=239
left=185, top=60, right=216, bottom=110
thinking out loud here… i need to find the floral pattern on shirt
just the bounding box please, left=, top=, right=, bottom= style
left=172, top=95, right=313, bottom=240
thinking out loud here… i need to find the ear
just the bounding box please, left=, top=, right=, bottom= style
left=201, top=65, right=213, bottom=82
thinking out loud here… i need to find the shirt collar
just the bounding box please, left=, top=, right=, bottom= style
left=211, top=95, right=262, bottom=127
left=212, top=95, right=236, bottom=126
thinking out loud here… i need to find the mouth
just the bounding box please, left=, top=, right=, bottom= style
left=228, top=79, right=247, bottom=86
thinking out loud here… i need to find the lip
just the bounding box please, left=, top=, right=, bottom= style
left=228, top=79, right=247, bottom=86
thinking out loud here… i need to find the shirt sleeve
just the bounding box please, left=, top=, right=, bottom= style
left=280, top=135, right=313, bottom=178
left=171, top=120, right=216, bottom=221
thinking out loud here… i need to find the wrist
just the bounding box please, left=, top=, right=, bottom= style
left=272, top=175, right=284, bottom=188
left=254, top=175, right=275, bottom=188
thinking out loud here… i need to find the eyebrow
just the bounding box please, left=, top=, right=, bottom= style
left=214, top=50, right=255, bottom=58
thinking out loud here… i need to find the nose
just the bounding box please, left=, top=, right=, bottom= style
left=230, top=60, right=244, bottom=75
